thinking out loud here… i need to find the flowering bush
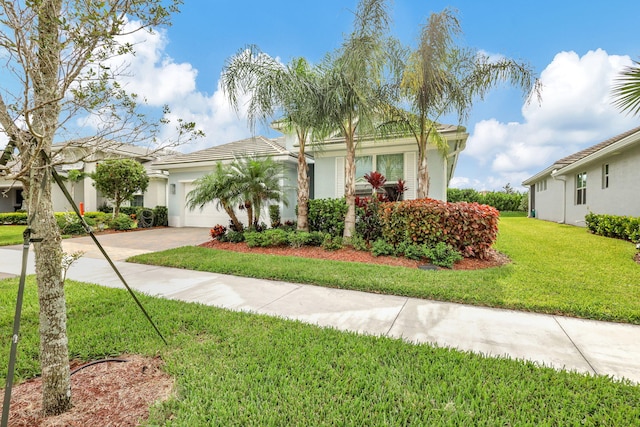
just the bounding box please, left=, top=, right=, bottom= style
left=210, top=224, right=227, bottom=240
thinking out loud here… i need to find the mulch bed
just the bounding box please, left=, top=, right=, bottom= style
left=199, top=240, right=511, bottom=270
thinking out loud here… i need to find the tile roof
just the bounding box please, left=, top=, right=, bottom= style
left=552, top=125, right=640, bottom=170
left=153, top=136, right=293, bottom=166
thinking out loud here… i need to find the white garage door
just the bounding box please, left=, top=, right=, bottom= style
left=183, top=183, right=232, bottom=228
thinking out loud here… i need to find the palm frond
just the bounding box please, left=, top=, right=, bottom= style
left=612, top=60, right=640, bottom=116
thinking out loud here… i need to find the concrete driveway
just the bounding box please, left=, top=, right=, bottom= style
left=61, top=227, right=211, bottom=260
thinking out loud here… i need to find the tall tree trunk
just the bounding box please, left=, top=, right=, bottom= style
left=343, top=134, right=357, bottom=240
left=31, top=0, right=72, bottom=415
left=417, top=140, right=430, bottom=199
left=29, top=162, right=72, bottom=416
left=296, top=137, right=309, bottom=232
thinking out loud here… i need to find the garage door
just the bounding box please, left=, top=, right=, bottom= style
left=183, top=183, right=232, bottom=228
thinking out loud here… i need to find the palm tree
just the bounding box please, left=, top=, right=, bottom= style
left=316, top=0, right=399, bottom=240
left=229, top=155, right=287, bottom=227
left=185, top=162, right=244, bottom=231
left=221, top=48, right=323, bottom=231
left=390, top=8, right=540, bottom=198
left=612, top=59, right=640, bottom=116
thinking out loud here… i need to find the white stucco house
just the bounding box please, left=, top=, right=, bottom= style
left=522, top=126, right=640, bottom=225
left=152, top=125, right=468, bottom=228
left=151, top=136, right=305, bottom=228
left=0, top=140, right=172, bottom=214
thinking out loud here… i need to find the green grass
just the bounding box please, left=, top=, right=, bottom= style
left=130, top=217, right=640, bottom=324
left=2, top=278, right=638, bottom=425
left=0, top=225, right=26, bottom=246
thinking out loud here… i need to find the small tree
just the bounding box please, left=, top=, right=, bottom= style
left=91, top=158, right=149, bottom=217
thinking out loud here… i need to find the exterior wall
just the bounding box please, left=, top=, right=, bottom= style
left=311, top=140, right=447, bottom=201
left=528, top=176, right=565, bottom=223
left=565, top=143, right=640, bottom=224
left=530, top=142, right=640, bottom=226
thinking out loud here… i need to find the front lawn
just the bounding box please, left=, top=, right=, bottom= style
left=130, top=217, right=640, bottom=324
left=0, top=225, right=26, bottom=246
left=1, top=278, right=638, bottom=425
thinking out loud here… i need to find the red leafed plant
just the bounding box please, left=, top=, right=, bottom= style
left=364, top=171, right=387, bottom=195
left=210, top=224, right=227, bottom=240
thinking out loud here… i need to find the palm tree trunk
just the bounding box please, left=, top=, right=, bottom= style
left=222, top=202, right=243, bottom=232
left=343, top=135, right=357, bottom=240
left=417, top=140, right=430, bottom=199
left=296, top=139, right=309, bottom=232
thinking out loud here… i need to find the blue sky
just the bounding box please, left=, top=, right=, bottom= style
left=6, top=0, right=640, bottom=191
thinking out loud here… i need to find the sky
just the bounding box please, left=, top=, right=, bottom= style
left=5, top=0, right=640, bottom=191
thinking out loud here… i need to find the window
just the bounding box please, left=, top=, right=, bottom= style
left=355, top=156, right=373, bottom=181
left=132, top=195, right=144, bottom=207
left=377, top=154, right=404, bottom=181
left=602, top=164, right=609, bottom=189
left=536, top=179, right=547, bottom=192
left=355, top=154, right=404, bottom=181
left=576, top=172, right=587, bottom=205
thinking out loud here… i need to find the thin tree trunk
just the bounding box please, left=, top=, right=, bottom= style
left=296, top=138, right=309, bottom=232
left=222, top=202, right=243, bottom=231
left=417, top=140, right=430, bottom=199
left=28, top=156, right=72, bottom=416
left=343, top=135, right=357, bottom=240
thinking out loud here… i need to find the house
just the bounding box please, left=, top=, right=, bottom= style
left=309, top=124, right=467, bottom=201
left=152, top=125, right=467, bottom=228
left=522, top=126, right=640, bottom=225
left=0, top=139, right=172, bottom=214
left=151, top=136, right=306, bottom=228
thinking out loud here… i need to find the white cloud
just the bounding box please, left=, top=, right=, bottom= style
left=460, top=49, right=638, bottom=190
left=76, top=19, right=253, bottom=152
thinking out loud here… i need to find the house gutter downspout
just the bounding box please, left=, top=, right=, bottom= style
left=550, top=169, right=566, bottom=224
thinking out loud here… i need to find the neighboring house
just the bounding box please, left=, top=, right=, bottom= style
left=152, top=136, right=305, bottom=228
left=152, top=125, right=467, bottom=228
left=522, top=126, right=640, bottom=225
left=0, top=139, right=172, bottom=214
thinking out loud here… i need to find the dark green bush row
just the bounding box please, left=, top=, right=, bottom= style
left=308, top=198, right=347, bottom=237
left=585, top=213, right=640, bottom=242
left=448, top=188, right=527, bottom=212
left=242, top=229, right=325, bottom=248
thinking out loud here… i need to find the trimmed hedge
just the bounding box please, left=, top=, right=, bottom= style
left=448, top=188, right=526, bottom=212
left=585, top=212, right=640, bottom=242
left=379, top=199, right=499, bottom=259
left=308, top=198, right=347, bottom=237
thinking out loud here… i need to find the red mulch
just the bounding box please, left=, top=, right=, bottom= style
left=199, top=239, right=511, bottom=270
left=4, top=355, right=173, bottom=426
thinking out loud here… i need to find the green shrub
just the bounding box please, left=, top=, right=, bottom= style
left=262, top=229, right=289, bottom=247
left=109, top=213, right=134, bottom=231
left=244, top=231, right=264, bottom=248
left=321, top=234, right=343, bottom=251
left=153, top=206, right=168, bottom=227
left=403, top=243, right=427, bottom=261
left=585, top=213, right=640, bottom=242
left=269, top=205, right=281, bottom=228
left=355, top=197, right=384, bottom=243
left=307, top=231, right=325, bottom=247
left=448, top=188, right=526, bottom=212
left=371, top=239, right=394, bottom=257
left=308, top=198, right=347, bottom=237
left=289, top=231, right=312, bottom=248
left=425, top=242, right=463, bottom=268
left=349, top=235, right=369, bottom=252
left=226, top=230, right=245, bottom=243
left=0, top=212, right=28, bottom=225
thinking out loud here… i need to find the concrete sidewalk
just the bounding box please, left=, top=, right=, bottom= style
left=1, top=234, right=639, bottom=385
